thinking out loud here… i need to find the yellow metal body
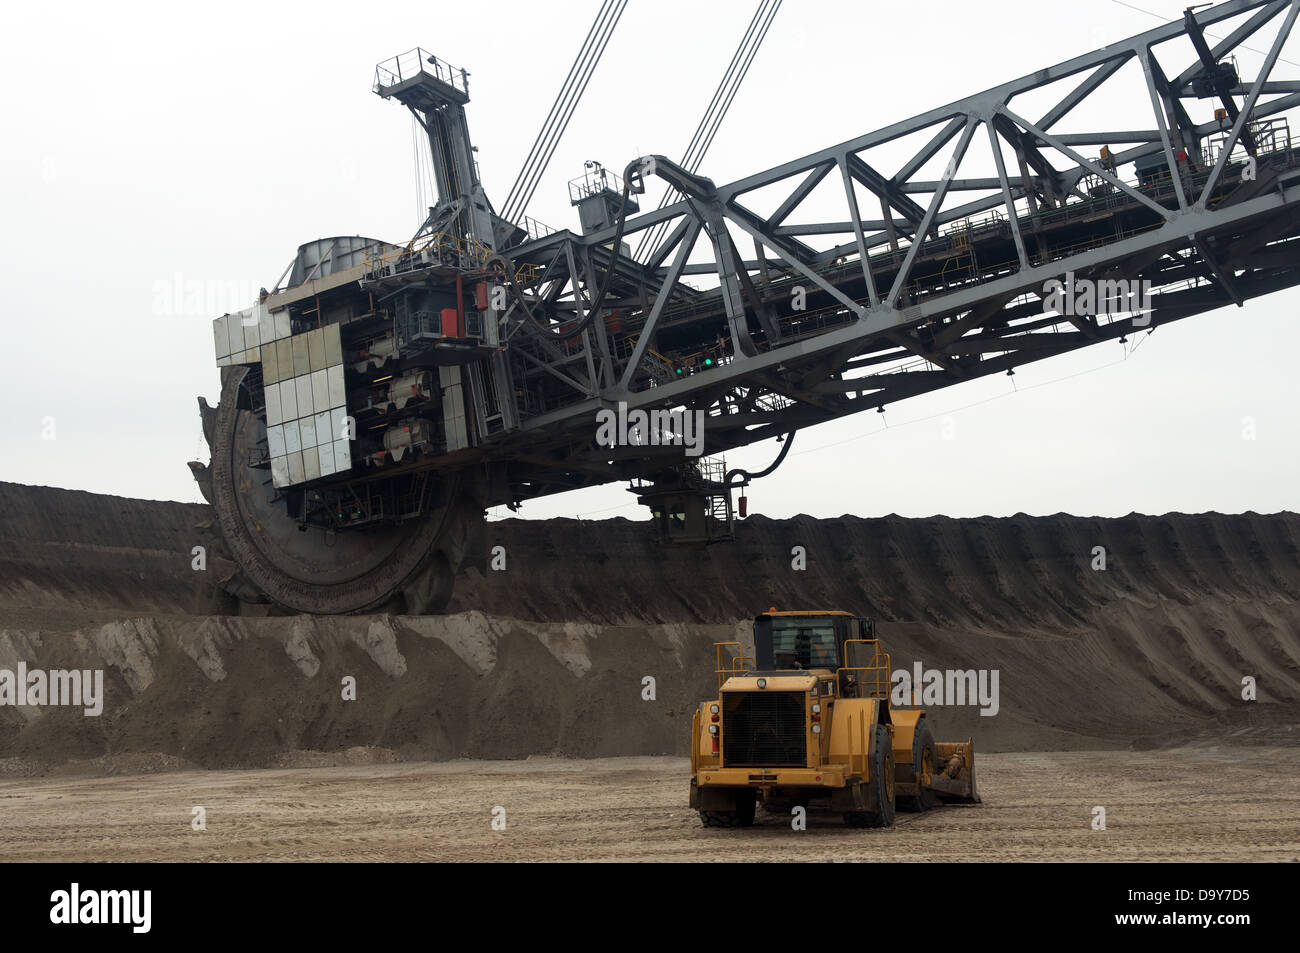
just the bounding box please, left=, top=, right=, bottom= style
left=690, top=610, right=979, bottom=817
left=891, top=708, right=922, bottom=769
left=693, top=657, right=890, bottom=795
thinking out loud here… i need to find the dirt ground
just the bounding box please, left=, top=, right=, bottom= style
left=1, top=748, right=1296, bottom=862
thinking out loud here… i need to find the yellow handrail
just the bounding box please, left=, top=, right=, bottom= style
left=840, top=639, right=891, bottom=700
left=713, top=641, right=755, bottom=691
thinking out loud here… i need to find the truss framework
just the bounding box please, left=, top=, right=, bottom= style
left=447, top=0, right=1300, bottom=504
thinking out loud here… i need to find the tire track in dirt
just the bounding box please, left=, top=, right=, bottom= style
left=1, top=751, right=1296, bottom=862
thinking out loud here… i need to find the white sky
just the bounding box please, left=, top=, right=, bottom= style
left=0, top=0, right=1296, bottom=521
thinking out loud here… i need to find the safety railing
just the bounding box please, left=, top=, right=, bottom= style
left=569, top=165, right=627, bottom=204
left=520, top=215, right=557, bottom=242
left=840, top=639, right=891, bottom=700
left=1207, top=117, right=1293, bottom=167
left=364, top=230, right=534, bottom=286
left=365, top=232, right=475, bottom=277
left=714, top=641, right=756, bottom=691
left=684, top=456, right=727, bottom=490
left=373, top=49, right=469, bottom=97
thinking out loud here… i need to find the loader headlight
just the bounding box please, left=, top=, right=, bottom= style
left=709, top=704, right=719, bottom=714
left=757, top=678, right=767, bottom=689
left=708, top=725, right=719, bottom=735
left=811, top=703, right=821, bottom=714
left=812, top=724, right=821, bottom=734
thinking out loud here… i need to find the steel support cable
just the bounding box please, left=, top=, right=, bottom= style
left=679, top=3, right=766, bottom=168
left=726, top=430, right=795, bottom=487
left=683, top=1, right=770, bottom=165
left=681, top=0, right=775, bottom=171
left=633, top=0, right=781, bottom=260
left=502, top=0, right=626, bottom=224
left=683, top=0, right=779, bottom=174
left=428, top=125, right=465, bottom=237
left=413, top=104, right=464, bottom=234
left=432, top=123, right=453, bottom=212
left=508, top=5, right=622, bottom=223
left=411, top=115, right=426, bottom=222
left=439, top=122, right=466, bottom=232
left=497, top=3, right=778, bottom=342
left=501, top=0, right=617, bottom=218
left=632, top=4, right=767, bottom=258
left=412, top=113, right=446, bottom=224
left=505, top=2, right=624, bottom=223
left=693, top=3, right=777, bottom=167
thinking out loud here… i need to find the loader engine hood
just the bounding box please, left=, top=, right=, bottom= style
left=719, top=673, right=818, bottom=693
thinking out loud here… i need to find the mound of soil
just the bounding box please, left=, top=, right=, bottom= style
left=1, top=482, right=1296, bottom=768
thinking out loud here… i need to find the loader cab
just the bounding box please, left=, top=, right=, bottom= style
left=753, top=610, right=882, bottom=697
left=754, top=611, right=875, bottom=669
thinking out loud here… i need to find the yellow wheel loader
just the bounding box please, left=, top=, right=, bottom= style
left=690, top=610, right=979, bottom=828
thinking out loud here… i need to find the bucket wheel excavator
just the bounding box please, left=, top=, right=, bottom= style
left=191, top=1, right=1300, bottom=615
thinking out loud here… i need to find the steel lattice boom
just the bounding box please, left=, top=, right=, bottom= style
left=503, top=0, right=1299, bottom=469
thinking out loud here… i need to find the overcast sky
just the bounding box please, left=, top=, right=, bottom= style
left=1, top=0, right=1296, bottom=521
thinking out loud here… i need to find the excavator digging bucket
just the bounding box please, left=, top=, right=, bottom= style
left=930, top=739, right=980, bottom=803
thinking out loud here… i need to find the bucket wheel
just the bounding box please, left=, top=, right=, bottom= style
left=188, top=365, right=485, bottom=615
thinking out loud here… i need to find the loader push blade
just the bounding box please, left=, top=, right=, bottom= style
left=929, top=739, right=980, bottom=803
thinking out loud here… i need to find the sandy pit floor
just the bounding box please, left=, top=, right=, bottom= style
left=0, top=748, right=1295, bottom=862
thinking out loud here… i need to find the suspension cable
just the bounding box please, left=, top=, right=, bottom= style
left=633, top=0, right=782, bottom=261
left=506, top=1, right=623, bottom=223
left=503, top=2, right=615, bottom=218
left=411, top=115, right=426, bottom=224
left=501, top=0, right=627, bottom=226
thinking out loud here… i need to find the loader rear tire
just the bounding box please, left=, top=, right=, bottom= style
left=844, top=724, right=896, bottom=828
left=899, top=719, right=940, bottom=813
left=700, top=792, right=755, bottom=828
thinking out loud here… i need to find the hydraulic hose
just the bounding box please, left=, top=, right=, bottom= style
left=726, top=431, right=795, bottom=487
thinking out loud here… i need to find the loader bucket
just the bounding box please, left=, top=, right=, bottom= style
left=930, top=739, right=980, bottom=803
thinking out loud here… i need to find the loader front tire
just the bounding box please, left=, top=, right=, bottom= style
left=900, top=719, right=940, bottom=813
left=844, top=724, right=896, bottom=828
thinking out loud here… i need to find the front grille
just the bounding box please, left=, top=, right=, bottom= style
left=722, top=691, right=807, bottom=767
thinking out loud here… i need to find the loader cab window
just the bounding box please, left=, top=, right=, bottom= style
left=771, top=620, right=839, bottom=670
